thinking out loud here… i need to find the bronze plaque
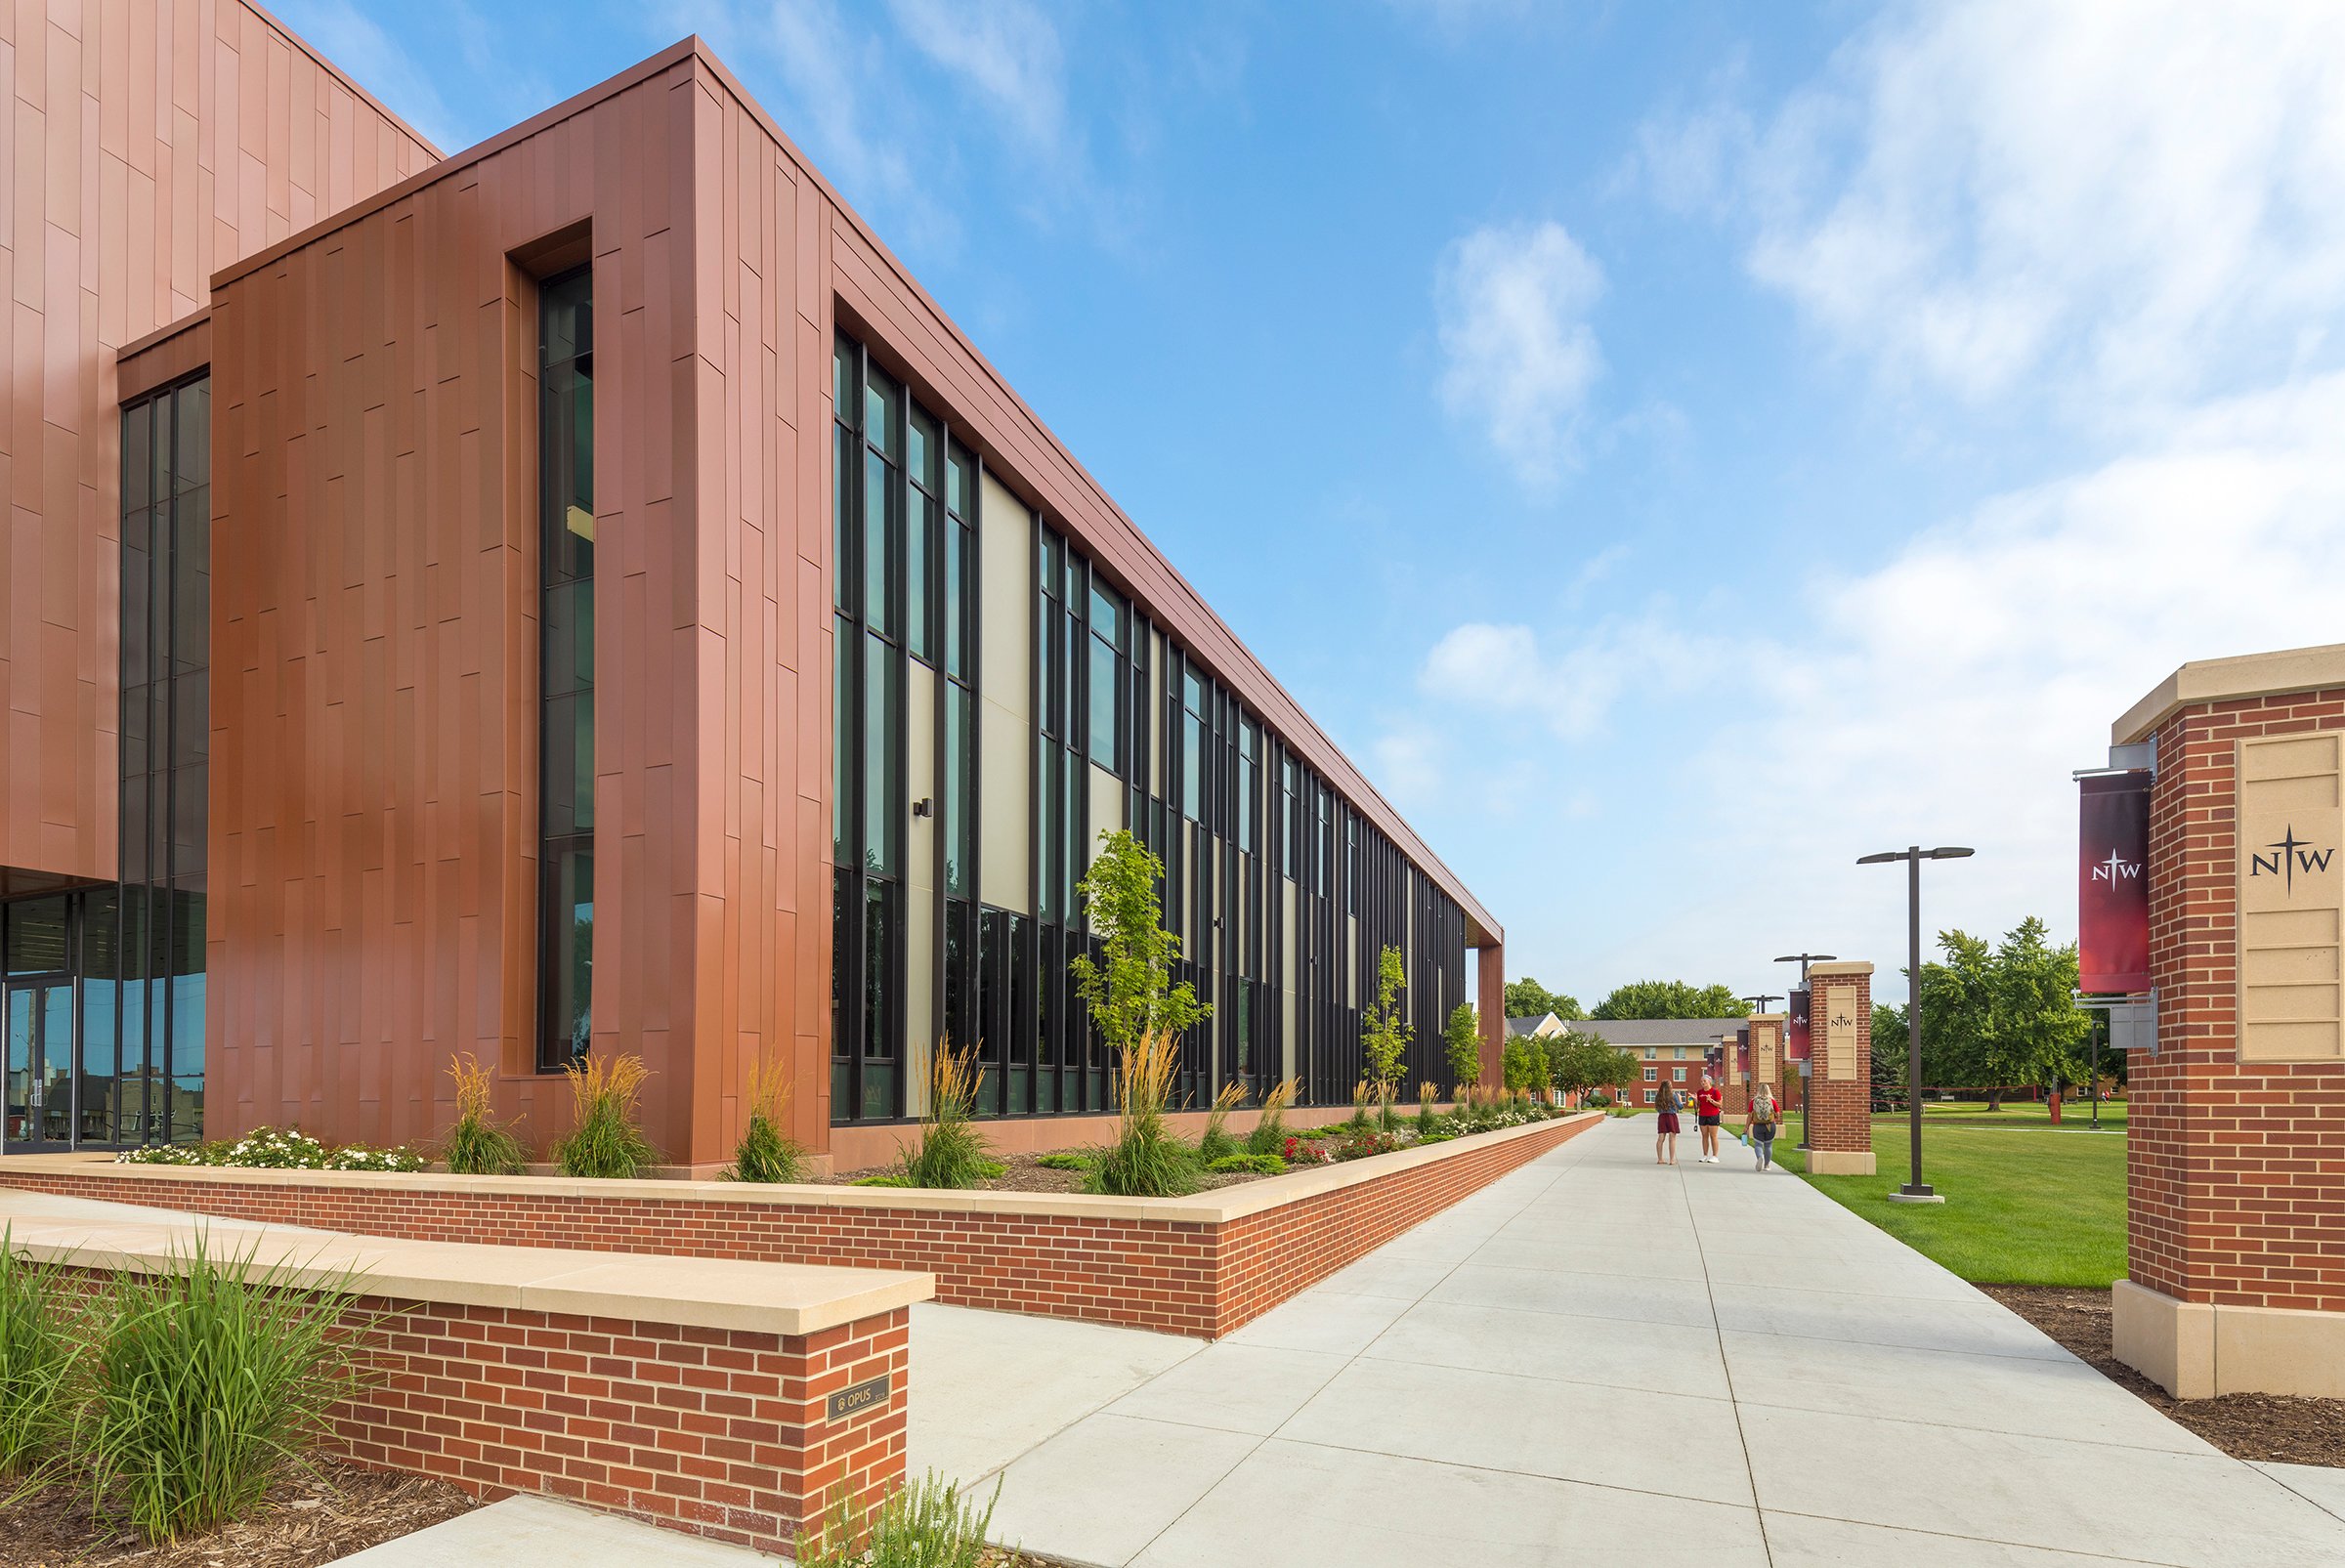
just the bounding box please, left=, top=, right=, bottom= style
left=827, top=1375, right=891, bottom=1422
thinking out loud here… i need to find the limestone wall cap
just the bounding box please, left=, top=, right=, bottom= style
left=2115, top=642, right=2345, bottom=745
left=1807, top=961, right=1875, bottom=978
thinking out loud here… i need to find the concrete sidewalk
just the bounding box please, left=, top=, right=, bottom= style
left=960, top=1117, right=2345, bottom=1567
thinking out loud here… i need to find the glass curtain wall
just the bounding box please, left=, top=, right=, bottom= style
left=826, top=331, right=1470, bottom=1126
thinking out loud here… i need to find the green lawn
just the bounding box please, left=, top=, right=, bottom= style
left=1912, top=1098, right=2128, bottom=1130
left=1772, top=1114, right=2126, bottom=1288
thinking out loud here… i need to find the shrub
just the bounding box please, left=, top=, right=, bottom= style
left=899, top=1041, right=997, bottom=1189
left=1206, top=1153, right=1286, bottom=1176
left=1416, top=1081, right=1439, bottom=1136
left=0, top=1233, right=79, bottom=1490
left=1035, top=1151, right=1090, bottom=1171
left=216, top=1127, right=328, bottom=1169
left=1282, top=1135, right=1333, bottom=1167
left=1335, top=1127, right=1400, bottom=1163
left=1346, top=1082, right=1372, bottom=1131
left=1199, top=1081, right=1248, bottom=1164
left=801, top=1471, right=1002, bottom=1568
left=319, top=1144, right=425, bottom=1172
left=442, top=1052, right=527, bottom=1176
left=726, top=1053, right=807, bottom=1184
left=852, top=1173, right=913, bottom=1188
left=114, top=1142, right=217, bottom=1166
left=82, top=1237, right=365, bottom=1542
left=1087, top=1031, right=1201, bottom=1199
left=552, top=1054, right=661, bottom=1179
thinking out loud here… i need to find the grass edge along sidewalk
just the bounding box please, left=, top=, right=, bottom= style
left=1771, top=1115, right=2125, bottom=1289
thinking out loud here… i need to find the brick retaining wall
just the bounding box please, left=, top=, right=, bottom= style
left=3, top=1114, right=1595, bottom=1338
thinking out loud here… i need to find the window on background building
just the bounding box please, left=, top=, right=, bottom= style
left=1673, top=1067, right=1685, bottom=1081
left=1643, top=1067, right=1657, bottom=1081
left=536, top=267, right=595, bottom=1074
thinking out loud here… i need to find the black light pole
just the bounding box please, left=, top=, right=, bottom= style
left=1857, top=845, right=1973, bottom=1204
left=1775, top=953, right=1837, bottom=1150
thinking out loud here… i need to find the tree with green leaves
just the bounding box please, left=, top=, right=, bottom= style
left=1870, top=1000, right=1908, bottom=1111
left=1547, top=1029, right=1633, bottom=1104
left=1912, top=917, right=2089, bottom=1109
left=1443, top=1003, right=1481, bottom=1090
left=1591, top=980, right=1749, bottom=1020
left=1503, top=978, right=1584, bottom=1021
left=1360, top=945, right=1412, bottom=1098
left=1070, top=830, right=1209, bottom=1057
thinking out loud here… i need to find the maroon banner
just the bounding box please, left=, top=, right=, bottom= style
left=1735, top=1026, right=1751, bottom=1078
left=1786, top=989, right=1812, bottom=1061
left=2079, top=771, right=2152, bottom=995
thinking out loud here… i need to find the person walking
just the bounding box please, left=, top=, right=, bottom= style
left=1749, top=1083, right=1780, bottom=1172
left=1655, top=1082, right=1682, bottom=1165
left=1695, top=1075, right=1724, bottom=1163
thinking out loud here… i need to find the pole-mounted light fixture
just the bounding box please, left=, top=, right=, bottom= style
left=1856, top=846, right=1974, bottom=1203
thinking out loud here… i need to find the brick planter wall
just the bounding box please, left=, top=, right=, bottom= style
left=46, top=1266, right=906, bottom=1556
left=2, top=1115, right=1596, bottom=1338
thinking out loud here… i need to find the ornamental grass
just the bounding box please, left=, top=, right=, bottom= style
left=1246, top=1077, right=1299, bottom=1158
left=81, top=1236, right=365, bottom=1542
left=1198, top=1080, right=1248, bottom=1164
left=0, top=1233, right=80, bottom=1495
left=801, top=1470, right=1002, bottom=1568
left=899, top=1041, right=996, bottom=1190
left=551, top=1052, right=661, bottom=1179
left=441, top=1052, right=527, bottom=1176
left=727, top=1053, right=808, bottom=1184
left=1417, top=1080, right=1440, bottom=1135
left=1087, top=1031, right=1200, bottom=1198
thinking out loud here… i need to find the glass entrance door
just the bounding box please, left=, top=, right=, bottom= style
left=3, top=979, right=75, bottom=1152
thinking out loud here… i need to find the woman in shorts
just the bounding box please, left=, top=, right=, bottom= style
left=1696, top=1075, right=1724, bottom=1162
left=1654, top=1082, right=1682, bottom=1165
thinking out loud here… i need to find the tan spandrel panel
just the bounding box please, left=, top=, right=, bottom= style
left=2238, top=732, right=2345, bottom=1063
left=0, top=0, right=435, bottom=885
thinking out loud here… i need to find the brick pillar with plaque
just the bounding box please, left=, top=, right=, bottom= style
left=1805, top=962, right=1875, bottom=1174
left=1739, top=1014, right=1785, bottom=1130
left=2111, top=645, right=2345, bottom=1400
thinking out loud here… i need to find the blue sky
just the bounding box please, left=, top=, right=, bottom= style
left=285, top=0, right=2345, bottom=1009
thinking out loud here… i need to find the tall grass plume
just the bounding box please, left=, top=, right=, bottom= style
left=441, top=1052, right=527, bottom=1175
left=899, top=1041, right=996, bottom=1189
left=1088, top=1032, right=1200, bottom=1198
left=1199, top=1080, right=1248, bottom=1163
left=552, top=1053, right=661, bottom=1179
left=726, top=1053, right=807, bottom=1184
left=1246, top=1077, right=1299, bottom=1158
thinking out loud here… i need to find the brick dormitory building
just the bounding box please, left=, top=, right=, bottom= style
left=0, top=11, right=1508, bottom=1171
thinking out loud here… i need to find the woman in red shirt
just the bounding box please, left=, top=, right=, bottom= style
left=1696, top=1076, right=1724, bottom=1163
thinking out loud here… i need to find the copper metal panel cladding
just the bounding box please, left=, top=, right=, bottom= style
left=0, top=0, right=436, bottom=887
left=185, top=37, right=1498, bottom=1162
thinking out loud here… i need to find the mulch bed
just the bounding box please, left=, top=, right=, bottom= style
left=0, top=1461, right=475, bottom=1568
left=1982, top=1285, right=2345, bottom=1468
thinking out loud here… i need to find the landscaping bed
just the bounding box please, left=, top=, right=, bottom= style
left=0, top=1462, right=475, bottom=1568
left=829, top=1121, right=1456, bottom=1193
left=1982, top=1285, right=2345, bottom=1468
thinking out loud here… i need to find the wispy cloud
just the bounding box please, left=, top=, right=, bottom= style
left=883, top=0, right=1066, bottom=151
left=1639, top=0, right=2345, bottom=416
left=1434, top=221, right=1608, bottom=487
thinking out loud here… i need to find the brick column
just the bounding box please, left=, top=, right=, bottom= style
left=1805, top=962, right=1875, bottom=1174
left=1721, top=1034, right=1748, bottom=1123
left=2111, top=646, right=2345, bottom=1400
left=1736, top=1014, right=1785, bottom=1130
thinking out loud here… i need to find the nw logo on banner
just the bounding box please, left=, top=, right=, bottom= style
left=2091, top=849, right=2143, bottom=885
left=2249, top=826, right=2337, bottom=894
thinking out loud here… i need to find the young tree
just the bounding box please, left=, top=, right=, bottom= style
left=1070, top=830, right=1210, bottom=1057
left=1360, top=945, right=1412, bottom=1099
left=1995, top=916, right=2091, bottom=1100
left=1443, top=1003, right=1481, bottom=1090
left=1591, top=980, right=1749, bottom=1020
left=1547, top=1029, right=1627, bottom=1104
left=1870, top=1000, right=1908, bottom=1111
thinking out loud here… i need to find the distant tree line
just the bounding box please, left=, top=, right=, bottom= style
left=1506, top=975, right=1750, bottom=1023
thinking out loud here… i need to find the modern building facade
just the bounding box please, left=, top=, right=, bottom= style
left=2, top=25, right=1506, bottom=1167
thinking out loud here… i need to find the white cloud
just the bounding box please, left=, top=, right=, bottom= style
left=1730, top=0, right=2345, bottom=411
left=1403, top=370, right=2345, bottom=988
left=1434, top=221, right=1607, bottom=487
left=884, top=0, right=1066, bottom=151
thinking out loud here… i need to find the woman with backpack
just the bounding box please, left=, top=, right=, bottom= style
left=1749, top=1084, right=1780, bottom=1171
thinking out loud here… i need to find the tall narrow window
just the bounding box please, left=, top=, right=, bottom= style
left=1237, top=719, right=1258, bottom=854
left=1088, top=582, right=1126, bottom=772
left=114, top=375, right=210, bottom=1145
left=537, top=267, right=595, bottom=1073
